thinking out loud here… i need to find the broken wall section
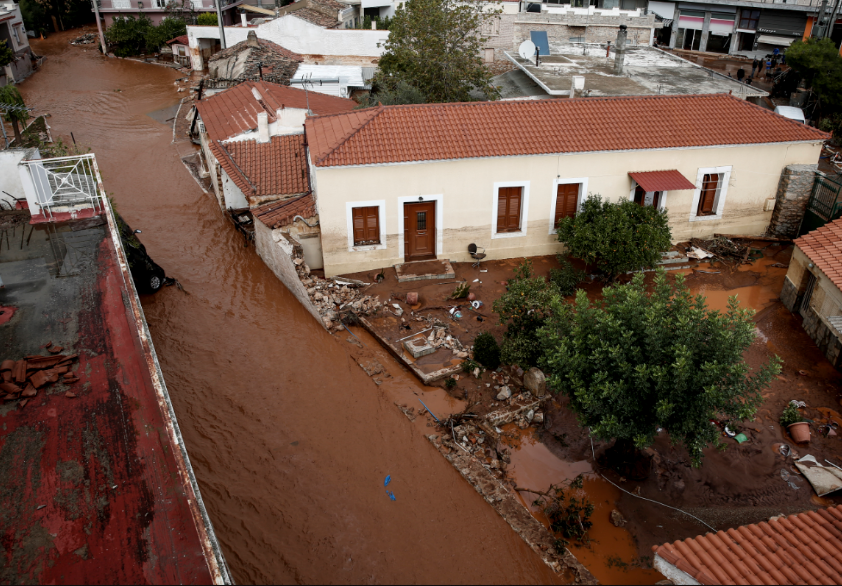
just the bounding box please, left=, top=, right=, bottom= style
left=768, top=164, right=817, bottom=238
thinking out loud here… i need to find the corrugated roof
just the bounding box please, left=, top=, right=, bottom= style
left=653, top=505, right=842, bottom=585
left=196, top=80, right=356, bottom=142
left=304, top=94, right=828, bottom=168
left=212, top=134, right=309, bottom=200
left=253, top=194, right=317, bottom=228
left=629, top=170, right=696, bottom=192
left=795, top=216, right=842, bottom=292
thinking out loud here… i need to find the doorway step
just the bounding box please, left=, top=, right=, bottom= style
left=394, top=259, right=455, bottom=283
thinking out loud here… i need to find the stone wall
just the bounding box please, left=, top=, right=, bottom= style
left=800, top=301, right=842, bottom=369
left=768, top=164, right=818, bottom=238
left=513, top=12, right=656, bottom=47
left=780, top=276, right=799, bottom=312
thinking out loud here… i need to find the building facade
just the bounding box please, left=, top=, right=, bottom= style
left=0, top=1, right=33, bottom=84
left=95, top=0, right=242, bottom=27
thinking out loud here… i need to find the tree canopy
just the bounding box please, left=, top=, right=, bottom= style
left=540, top=270, right=780, bottom=466
left=556, top=194, right=671, bottom=282
left=786, top=38, right=842, bottom=111
left=374, top=0, right=501, bottom=103
left=0, top=40, right=13, bottom=68
left=106, top=13, right=187, bottom=56
left=0, top=84, right=29, bottom=144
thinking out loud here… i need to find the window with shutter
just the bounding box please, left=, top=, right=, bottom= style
left=497, top=187, right=523, bottom=233
left=352, top=206, right=380, bottom=245
left=697, top=173, right=719, bottom=216
left=554, top=183, right=580, bottom=228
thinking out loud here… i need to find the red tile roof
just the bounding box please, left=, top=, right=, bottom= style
left=795, top=217, right=842, bottom=291
left=253, top=194, right=317, bottom=228
left=210, top=134, right=309, bottom=201
left=292, top=8, right=340, bottom=27
left=305, top=94, right=828, bottom=168
left=653, top=505, right=842, bottom=585
left=166, top=35, right=189, bottom=46
left=196, top=80, right=356, bottom=142
left=208, top=37, right=303, bottom=66
left=629, top=170, right=696, bottom=192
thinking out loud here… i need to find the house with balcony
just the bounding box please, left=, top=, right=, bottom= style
left=95, top=0, right=243, bottom=27
left=646, top=0, right=823, bottom=56
left=0, top=1, right=33, bottom=84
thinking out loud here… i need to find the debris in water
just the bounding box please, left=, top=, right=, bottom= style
left=386, top=490, right=396, bottom=501
left=384, top=475, right=391, bottom=487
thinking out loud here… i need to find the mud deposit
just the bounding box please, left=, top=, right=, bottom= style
left=20, top=31, right=564, bottom=584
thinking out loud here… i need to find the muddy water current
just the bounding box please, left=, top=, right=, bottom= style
left=19, top=34, right=564, bottom=584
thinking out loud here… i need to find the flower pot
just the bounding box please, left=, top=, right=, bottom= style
left=788, top=421, right=811, bottom=444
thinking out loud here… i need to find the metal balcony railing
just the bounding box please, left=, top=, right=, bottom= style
left=112, top=0, right=132, bottom=8
left=22, top=154, right=105, bottom=220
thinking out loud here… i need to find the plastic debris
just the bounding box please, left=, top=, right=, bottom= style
left=734, top=433, right=748, bottom=444
left=779, top=444, right=792, bottom=457
left=724, top=426, right=736, bottom=437
left=384, top=475, right=391, bottom=487
left=386, top=490, right=396, bottom=501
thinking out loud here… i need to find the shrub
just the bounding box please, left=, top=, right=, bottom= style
left=780, top=402, right=803, bottom=427
left=531, top=475, right=594, bottom=547
left=461, top=358, right=483, bottom=376
left=548, top=254, right=587, bottom=296
left=556, top=194, right=671, bottom=282
left=197, top=12, right=218, bottom=25
left=444, top=377, right=457, bottom=390
left=472, top=332, right=500, bottom=371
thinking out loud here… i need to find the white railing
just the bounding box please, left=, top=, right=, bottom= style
left=22, top=154, right=106, bottom=220
left=112, top=0, right=132, bottom=8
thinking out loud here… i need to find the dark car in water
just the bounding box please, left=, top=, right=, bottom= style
left=115, top=213, right=167, bottom=293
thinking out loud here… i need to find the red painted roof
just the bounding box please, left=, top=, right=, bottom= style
left=629, top=170, right=696, bottom=192
left=253, top=193, right=316, bottom=228
left=795, top=217, right=842, bottom=291
left=166, top=35, right=189, bottom=46
left=210, top=133, right=309, bottom=201
left=305, top=94, right=828, bottom=168
left=196, top=80, right=356, bottom=142
left=653, top=506, right=842, bottom=585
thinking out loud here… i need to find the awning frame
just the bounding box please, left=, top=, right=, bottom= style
left=628, top=170, right=696, bottom=192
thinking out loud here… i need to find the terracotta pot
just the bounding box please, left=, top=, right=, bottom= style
left=788, top=421, right=811, bottom=443
left=467, top=292, right=476, bottom=302
left=405, top=292, right=419, bottom=305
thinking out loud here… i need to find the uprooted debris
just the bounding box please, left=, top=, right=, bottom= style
left=688, top=236, right=759, bottom=266
left=0, top=351, right=81, bottom=408
left=292, top=252, right=383, bottom=332
left=71, top=33, right=98, bottom=46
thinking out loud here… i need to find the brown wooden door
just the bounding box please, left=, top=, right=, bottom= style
left=404, top=202, right=436, bottom=261
left=555, top=183, right=579, bottom=228
left=697, top=174, right=718, bottom=215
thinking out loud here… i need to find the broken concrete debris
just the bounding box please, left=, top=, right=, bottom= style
left=0, top=352, right=80, bottom=406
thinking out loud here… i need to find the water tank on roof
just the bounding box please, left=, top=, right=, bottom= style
left=526, top=3, right=541, bottom=13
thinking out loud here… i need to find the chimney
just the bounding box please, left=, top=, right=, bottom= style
left=614, top=24, right=627, bottom=75
left=241, top=12, right=247, bottom=26
left=257, top=112, right=270, bottom=143
left=247, top=30, right=259, bottom=48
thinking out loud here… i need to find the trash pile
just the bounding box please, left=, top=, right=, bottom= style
left=70, top=33, right=98, bottom=46
left=295, top=256, right=383, bottom=332
left=438, top=420, right=511, bottom=479
left=404, top=322, right=468, bottom=357
left=688, top=237, right=759, bottom=266
left=1, top=346, right=80, bottom=408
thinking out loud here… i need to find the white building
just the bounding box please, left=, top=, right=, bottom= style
left=0, top=1, right=33, bottom=84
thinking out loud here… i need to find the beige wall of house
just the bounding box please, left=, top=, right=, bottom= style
left=313, top=141, right=822, bottom=277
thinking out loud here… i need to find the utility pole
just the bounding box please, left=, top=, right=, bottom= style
left=828, top=0, right=841, bottom=39
left=215, top=0, right=226, bottom=49
left=814, top=0, right=829, bottom=38
left=91, top=0, right=107, bottom=55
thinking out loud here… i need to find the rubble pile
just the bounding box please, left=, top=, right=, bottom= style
left=689, top=236, right=755, bottom=266
left=438, top=420, right=511, bottom=479
left=420, top=324, right=468, bottom=358
left=71, top=33, right=98, bottom=46
left=293, top=255, right=383, bottom=332
left=1, top=347, right=81, bottom=407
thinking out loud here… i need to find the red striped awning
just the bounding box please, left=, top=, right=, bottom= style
left=629, top=170, right=696, bottom=192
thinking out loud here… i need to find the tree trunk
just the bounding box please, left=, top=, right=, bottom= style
left=10, top=118, right=21, bottom=145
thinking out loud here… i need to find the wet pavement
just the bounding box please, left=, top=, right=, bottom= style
left=19, top=31, right=565, bottom=584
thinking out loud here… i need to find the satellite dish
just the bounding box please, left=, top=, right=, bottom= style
left=518, top=40, right=537, bottom=61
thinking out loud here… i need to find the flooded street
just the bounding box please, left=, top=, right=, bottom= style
left=18, top=33, right=563, bottom=584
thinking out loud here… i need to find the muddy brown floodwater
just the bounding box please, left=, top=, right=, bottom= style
left=20, top=32, right=565, bottom=584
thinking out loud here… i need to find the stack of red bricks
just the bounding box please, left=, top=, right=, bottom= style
left=0, top=344, right=80, bottom=407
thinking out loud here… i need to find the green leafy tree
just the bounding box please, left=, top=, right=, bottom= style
left=472, top=332, right=501, bottom=371
left=21, top=0, right=94, bottom=33
left=786, top=38, right=842, bottom=111
left=0, top=84, right=29, bottom=144
left=356, top=81, right=428, bottom=108
left=556, top=194, right=671, bottom=282
left=0, top=40, right=13, bottom=68
left=106, top=14, right=154, bottom=56
left=540, top=270, right=781, bottom=467
left=375, top=0, right=501, bottom=102
left=197, top=12, right=217, bottom=25
left=146, top=17, right=187, bottom=52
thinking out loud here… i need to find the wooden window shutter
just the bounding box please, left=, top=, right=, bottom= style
left=554, top=184, right=579, bottom=227
left=698, top=174, right=718, bottom=215
left=497, top=187, right=523, bottom=233
left=352, top=206, right=380, bottom=245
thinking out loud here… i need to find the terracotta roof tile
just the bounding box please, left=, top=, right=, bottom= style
left=794, top=217, right=842, bottom=291
left=630, top=169, right=697, bottom=192
left=210, top=134, right=309, bottom=202
left=166, top=35, right=189, bottom=45
left=305, top=94, right=828, bottom=168
left=655, top=505, right=842, bottom=585
left=196, top=80, right=356, bottom=142
left=253, top=194, right=316, bottom=229
left=292, top=8, right=340, bottom=28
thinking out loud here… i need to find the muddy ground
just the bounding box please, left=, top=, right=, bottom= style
left=348, top=243, right=842, bottom=580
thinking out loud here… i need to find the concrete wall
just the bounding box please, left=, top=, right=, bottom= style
left=768, top=164, right=817, bottom=239
left=253, top=219, right=325, bottom=327
left=782, top=246, right=842, bottom=369
left=221, top=169, right=249, bottom=209
left=513, top=11, right=658, bottom=48
left=0, top=148, right=37, bottom=207
left=312, top=141, right=822, bottom=276
left=187, top=16, right=388, bottom=70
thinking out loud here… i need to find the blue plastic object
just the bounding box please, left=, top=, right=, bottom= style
left=384, top=475, right=391, bottom=487
left=530, top=31, right=549, bottom=56
left=386, top=490, right=396, bottom=501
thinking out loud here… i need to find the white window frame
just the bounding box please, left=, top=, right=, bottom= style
left=549, top=177, right=588, bottom=234
left=397, top=194, right=444, bottom=260
left=690, top=166, right=732, bottom=222
left=492, top=181, right=530, bottom=239
left=346, top=200, right=386, bottom=252
left=627, top=180, right=668, bottom=211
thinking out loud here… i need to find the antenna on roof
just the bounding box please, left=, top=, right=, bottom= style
left=301, top=72, right=313, bottom=115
